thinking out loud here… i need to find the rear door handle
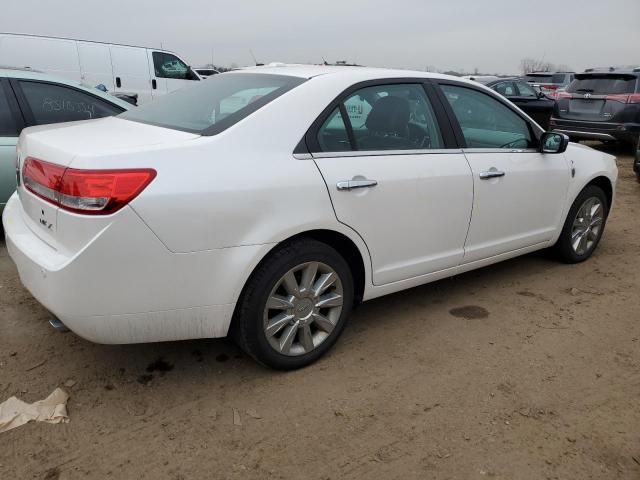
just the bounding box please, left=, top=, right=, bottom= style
left=479, top=169, right=505, bottom=180
left=336, top=179, right=378, bottom=191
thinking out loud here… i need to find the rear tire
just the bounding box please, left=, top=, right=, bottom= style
left=554, top=185, right=609, bottom=264
left=232, top=238, right=354, bottom=370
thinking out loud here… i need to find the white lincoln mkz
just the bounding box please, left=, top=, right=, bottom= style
left=3, top=65, right=617, bottom=369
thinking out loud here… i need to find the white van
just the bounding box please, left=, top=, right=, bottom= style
left=0, top=33, right=200, bottom=104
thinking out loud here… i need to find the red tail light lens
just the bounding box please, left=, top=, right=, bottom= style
left=605, top=93, right=640, bottom=104
left=555, top=91, right=572, bottom=100
left=22, top=157, right=156, bottom=215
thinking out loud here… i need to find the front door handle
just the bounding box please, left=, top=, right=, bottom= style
left=479, top=169, right=505, bottom=180
left=336, top=179, right=378, bottom=191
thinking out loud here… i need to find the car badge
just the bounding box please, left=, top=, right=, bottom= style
left=584, top=93, right=592, bottom=99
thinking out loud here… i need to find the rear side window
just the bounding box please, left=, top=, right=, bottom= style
left=120, top=73, right=305, bottom=135
left=19, top=81, right=124, bottom=125
left=442, top=85, right=534, bottom=149
left=0, top=84, right=19, bottom=136
left=551, top=74, right=567, bottom=83
left=515, top=81, right=537, bottom=98
left=567, top=75, right=637, bottom=94
left=315, top=83, right=444, bottom=152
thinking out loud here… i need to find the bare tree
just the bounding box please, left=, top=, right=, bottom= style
left=520, top=57, right=573, bottom=74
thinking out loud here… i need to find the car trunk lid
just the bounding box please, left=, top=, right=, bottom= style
left=16, top=117, right=199, bottom=251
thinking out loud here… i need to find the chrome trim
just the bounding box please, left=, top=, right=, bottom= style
left=479, top=169, right=506, bottom=180
left=336, top=179, right=378, bottom=191
left=293, top=153, right=314, bottom=160
left=311, top=148, right=464, bottom=159
left=462, top=148, right=539, bottom=154
left=552, top=129, right=616, bottom=141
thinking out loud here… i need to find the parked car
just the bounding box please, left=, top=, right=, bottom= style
left=525, top=72, right=575, bottom=93
left=3, top=66, right=617, bottom=370
left=550, top=68, right=640, bottom=156
left=0, top=33, right=200, bottom=104
left=0, top=67, right=131, bottom=217
left=194, top=68, right=220, bottom=78
left=482, top=77, right=555, bottom=129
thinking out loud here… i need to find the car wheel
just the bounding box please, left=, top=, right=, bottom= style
left=232, top=238, right=354, bottom=370
left=554, top=185, right=609, bottom=264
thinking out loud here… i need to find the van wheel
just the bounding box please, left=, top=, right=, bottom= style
left=554, top=185, right=609, bottom=263
left=232, top=238, right=353, bottom=370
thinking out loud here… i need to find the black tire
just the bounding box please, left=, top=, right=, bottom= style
left=554, top=185, right=609, bottom=264
left=232, top=238, right=354, bottom=370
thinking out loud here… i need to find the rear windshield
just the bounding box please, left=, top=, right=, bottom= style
left=567, top=75, right=637, bottom=94
left=120, top=73, right=305, bottom=135
left=525, top=74, right=567, bottom=84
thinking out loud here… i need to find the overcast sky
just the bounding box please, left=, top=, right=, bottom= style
left=3, top=0, right=639, bottom=74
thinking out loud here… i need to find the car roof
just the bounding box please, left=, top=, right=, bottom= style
left=232, top=64, right=480, bottom=84
left=0, top=67, right=132, bottom=109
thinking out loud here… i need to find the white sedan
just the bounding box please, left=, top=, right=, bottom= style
left=3, top=65, right=617, bottom=370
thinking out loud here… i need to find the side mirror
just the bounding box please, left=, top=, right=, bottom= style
left=537, top=91, right=546, bottom=99
left=540, top=132, right=569, bottom=154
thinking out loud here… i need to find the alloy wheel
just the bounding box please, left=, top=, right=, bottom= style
left=263, top=262, right=344, bottom=356
left=571, top=197, right=604, bottom=256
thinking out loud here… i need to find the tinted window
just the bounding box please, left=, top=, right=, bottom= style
left=320, top=84, right=444, bottom=152
left=442, top=85, right=534, bottom=149
left=493, top=82, right=516, bottom=96
left=516, top=81, right=537, bottom=98
left=0, top=84, right=19, bottom=136
left=120, top=73, right=305, bottom=135
left=19, top=81, right=124, bottom=125
left=567, top=75, right=637, bottom=94
left=552, top=74, right=567, bottom=84
left=525, top=74, right=553, bottom=83
left=153, top=52, right=198, bottom=80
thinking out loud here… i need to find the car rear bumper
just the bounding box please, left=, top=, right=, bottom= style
left=2, top=193, right=271, bottom=344
left=550, top=118, right=640, bottom=143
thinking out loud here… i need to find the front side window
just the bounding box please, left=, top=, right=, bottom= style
left=441, top=85, right=534, bottom=149
left=516, top=81, right=537, bottom=98
left=152, top=52, right=198, bottom=80
left=19, top=81, right=124, bottom=125
left=0, top=84, right=19, bottom=136
left=316, top=83, right=444, bottom=152
left=120, top=73, right=305, bottom=135
left=493, top=82, right=516, bottom=96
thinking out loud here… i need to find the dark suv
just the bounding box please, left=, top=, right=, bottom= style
left=550, top=68, right=640, bottom=152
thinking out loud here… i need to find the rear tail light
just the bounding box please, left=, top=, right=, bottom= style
left=542, top=85, right=559, bottom=91
left=555, top=91, right=572, bottom=100
left=22, top=157, right=156, bottom=215
left=605, top=93, right=640, bottom=104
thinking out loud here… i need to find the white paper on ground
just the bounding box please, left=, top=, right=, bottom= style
left=0, top=388, right=69, bottom=433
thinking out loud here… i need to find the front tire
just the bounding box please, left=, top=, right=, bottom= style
left=554, top=185, right=609, bottom=263
left=232, top=238, right=354, bottom=370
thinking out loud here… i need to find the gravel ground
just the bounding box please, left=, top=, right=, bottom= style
left=1, top=144, right=638, bottom=480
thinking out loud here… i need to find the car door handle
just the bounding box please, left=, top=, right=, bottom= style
left=479, top=169, right=506, bottom=180
left=336, top=179, right=378, bottom=191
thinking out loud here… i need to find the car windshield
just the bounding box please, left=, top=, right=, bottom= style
left=567, top=75, right=637, bottom=94
left=120, top=73, right=305, bottom=135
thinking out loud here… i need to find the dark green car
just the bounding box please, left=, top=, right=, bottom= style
left=0, top=67, right=131, bottom=216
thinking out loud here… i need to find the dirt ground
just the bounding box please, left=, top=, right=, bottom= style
left=1, top=144, right=639, bottom=480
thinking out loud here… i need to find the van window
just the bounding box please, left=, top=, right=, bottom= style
left=120, top=73, right=305, bottom=135
left=153, top=52, right=198, bottom=80
left=0, top=84, right=19, bottom=136
left=19, top=81, right=124, bottom=125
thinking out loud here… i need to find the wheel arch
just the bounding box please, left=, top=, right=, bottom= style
left=228, top=228, right=370, bottom=335
left=585, top=175, right=613, bottom=211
